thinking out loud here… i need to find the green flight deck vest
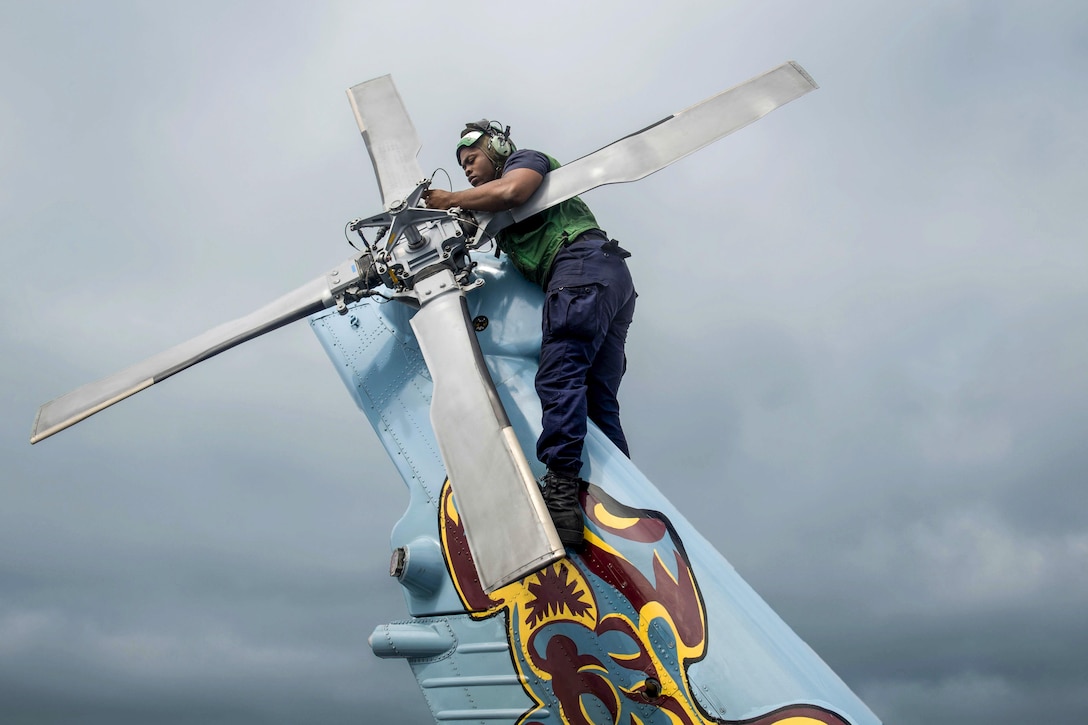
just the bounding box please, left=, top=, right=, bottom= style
left=498, top=154, right=602, bottom=288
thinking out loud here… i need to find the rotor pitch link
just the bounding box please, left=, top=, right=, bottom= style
left=327, top=254, right=385, bottom=314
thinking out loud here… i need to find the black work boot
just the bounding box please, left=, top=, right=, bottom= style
left=540, top=470, right=585, bottom=548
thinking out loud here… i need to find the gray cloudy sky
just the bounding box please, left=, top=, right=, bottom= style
left=3, top=1, right=1087, bottom=723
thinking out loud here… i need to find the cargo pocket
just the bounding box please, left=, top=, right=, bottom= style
left=543, top=284, right=602, bottom=342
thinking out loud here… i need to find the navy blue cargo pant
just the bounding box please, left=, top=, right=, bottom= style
left=536, top=235, right=636, bottom=477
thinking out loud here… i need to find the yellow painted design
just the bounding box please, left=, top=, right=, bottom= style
left=593, top=501, right=641, bottom=529
left=438, top=481, right=848, bottom=725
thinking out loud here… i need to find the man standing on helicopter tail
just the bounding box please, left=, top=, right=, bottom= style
left=423, top=120, right=636, bottom=549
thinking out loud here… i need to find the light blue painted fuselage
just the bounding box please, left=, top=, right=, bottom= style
left=310, top=255, right=880, bottom=725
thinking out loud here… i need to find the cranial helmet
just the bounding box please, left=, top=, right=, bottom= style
left=456, top=119, right=516, bottom=167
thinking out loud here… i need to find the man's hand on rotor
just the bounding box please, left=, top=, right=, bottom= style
left=423, top=168, right=543, bottom=213
left=422, top=188, right=455, bottom=210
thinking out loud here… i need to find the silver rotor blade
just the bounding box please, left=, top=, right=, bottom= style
left=347, top=75, right=424, bottom=208
left=496, top=61, right=817, bottom=228
left=410, top=270, right=565, bottom=592
left=31, top=276, right=335, bottom=444
left=347, top=75, right=565, bottom=589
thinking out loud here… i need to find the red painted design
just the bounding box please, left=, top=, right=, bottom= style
left=439, top=481, right=853, bottom=725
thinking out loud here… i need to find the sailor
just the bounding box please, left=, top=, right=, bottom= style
left=423, top=121, right=636, bottom=549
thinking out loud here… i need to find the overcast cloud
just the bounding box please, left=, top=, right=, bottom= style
left=3, top=2, right=1087, bottom=724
